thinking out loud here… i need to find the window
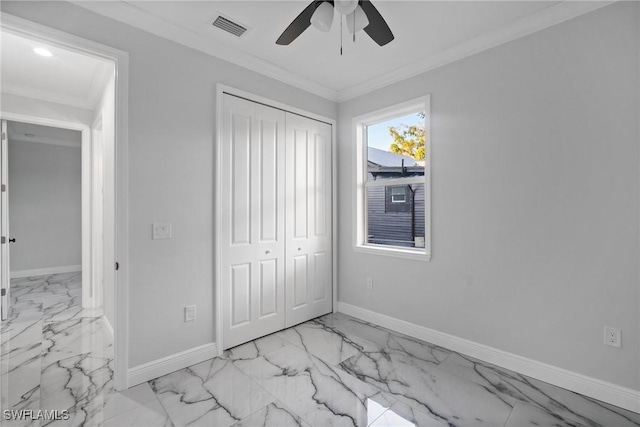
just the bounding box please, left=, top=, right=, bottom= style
left=390, top=186, right=407, bottom=203
left=354, top=97, right=431, bottom=260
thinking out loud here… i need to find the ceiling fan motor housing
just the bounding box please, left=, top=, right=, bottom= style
left=334, top=0, right=358, bottom=15
left=276, top=0, right=394, bottom=47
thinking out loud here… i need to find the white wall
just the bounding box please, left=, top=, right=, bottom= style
left=8, top=138, right=82, bottom=271
left=337, top=2, right=639, bottom=391
left=0, top=1, right=337, bottom=368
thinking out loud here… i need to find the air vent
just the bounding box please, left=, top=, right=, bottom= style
left=212, top=15, right=248, bottom=37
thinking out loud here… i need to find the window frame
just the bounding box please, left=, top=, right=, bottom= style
left=353, top=96, right=431, bottom=261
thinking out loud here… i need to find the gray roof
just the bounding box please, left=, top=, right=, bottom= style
left=368, top=147, right=417, bottom=167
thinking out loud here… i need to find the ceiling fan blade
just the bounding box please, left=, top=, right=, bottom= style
left=360, top=0, right=394, bottom=46
left=276, top=1, right=324, bottom=45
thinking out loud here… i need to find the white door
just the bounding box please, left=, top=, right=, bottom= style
left=284, top=113, right=332, bottom=327
left=0, top=120, right=9, bottom=321
left=220, top=94, right=287, bottom=349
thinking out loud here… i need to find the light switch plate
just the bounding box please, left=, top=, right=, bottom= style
left=152, top=223, right=172, bottom=240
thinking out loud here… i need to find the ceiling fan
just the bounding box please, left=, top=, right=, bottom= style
left=276, top=0, right=394, bottom=47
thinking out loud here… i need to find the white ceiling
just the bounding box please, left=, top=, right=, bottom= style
left=129, top=0, right=557, bottom=92
left=72, top=0, right=611, bottom=101
left=0, top=30, right=114, bottom=109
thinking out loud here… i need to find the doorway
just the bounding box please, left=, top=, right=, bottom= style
left=0, top=13, right=130, bottom=394
left=3, top=120, right=85, bottom=312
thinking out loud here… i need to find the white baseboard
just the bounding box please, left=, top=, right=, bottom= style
left=102, top=315, right=114, bottom=341
left=11, top=265, right=82, bottom=279
left=127, top=343, right=218, bottom=388
left=337, top=302, right=640, bottom=414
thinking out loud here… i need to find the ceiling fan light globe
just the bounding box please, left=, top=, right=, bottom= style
left=310, top=2, right=334, bottom=32
left=334, top=0, right=358, bottom=15
left=346, top=5, right=369, bottom=33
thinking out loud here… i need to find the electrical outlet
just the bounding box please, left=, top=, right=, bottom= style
left=366, top=278, right=373, bottom=290
left=604, top=327, right=621, bottom=348
left=185, top=305, right=196, bottom=322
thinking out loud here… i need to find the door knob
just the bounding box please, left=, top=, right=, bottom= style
left=8, top=238, right=15, bottom=243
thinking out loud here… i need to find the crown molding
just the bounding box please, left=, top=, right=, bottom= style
left=1, top=82, right=93, bottom=109
left=70, top=0, right=339, bottom=101
left=71, top=1, right=613, bottom=104
left=337, top=1, right=615, bottom=102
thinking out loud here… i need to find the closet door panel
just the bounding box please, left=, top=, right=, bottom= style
left=259, top=119, right=278, bottom=243
left=313, top=252, right=327, bottom=302
left=285, top=113, right=332, bottom=327
left=314, top=134, right=327, bottom=237
left=259, top=258, right=278, bottom=318
left=293, top=129, right=309, bottom=239
left=231, top=115, right=251, bottom=245
left=221, top=94, right=286, bottom=349
left=230, top=263, right=251, bottom=327
left=292, top=254, right=309, bottom=308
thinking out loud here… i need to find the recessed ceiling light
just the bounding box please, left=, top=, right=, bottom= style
left=33, top=47, right=53, bottom=57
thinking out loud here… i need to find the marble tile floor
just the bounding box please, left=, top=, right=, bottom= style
left=2, top=274, right=639, bottom=426
left=1, top=273, right=112, bottom=427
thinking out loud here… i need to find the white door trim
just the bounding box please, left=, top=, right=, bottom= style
left=215, top=84, right=338, bottom=355
left=91, top=113, right=104, bottom=311
left=0, top=12, right=131, bottom=391
left=1, top=120, right=8, bottom=321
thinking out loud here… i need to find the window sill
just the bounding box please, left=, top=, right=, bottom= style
left=354, top=244, right=431, bottom=261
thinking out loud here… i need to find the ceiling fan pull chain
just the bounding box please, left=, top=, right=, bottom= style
left=353, top=12, right=356, bottom=42
left=340, top=15, right=343, bottom=55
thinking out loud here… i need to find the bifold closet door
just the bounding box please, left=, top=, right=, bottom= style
left=284, top=113, right=332, bottom=327
left=220, top=94, right=286, bottom=349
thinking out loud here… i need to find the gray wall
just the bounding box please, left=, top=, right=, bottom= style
left=0, top=0, right=337, bottom=368
left=337, top=2, right=639, bottom=390
left=8, top=139, right=82, bottom=272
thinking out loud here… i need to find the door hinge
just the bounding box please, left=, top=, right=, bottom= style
left=1, top=288, right=5, bottom=297
left=1, top=237, right=4, bottom=244
left=1, top=185, right=5, bottom=192
left=1, top=132, right=5, bottom=141
left=115, top=262, right=119, bottom=271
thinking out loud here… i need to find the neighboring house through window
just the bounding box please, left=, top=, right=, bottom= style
left=354, top=97, right=431, bottom=260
